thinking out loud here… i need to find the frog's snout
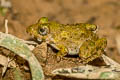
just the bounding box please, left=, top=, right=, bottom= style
left=67, top=47, right=79, bottom=55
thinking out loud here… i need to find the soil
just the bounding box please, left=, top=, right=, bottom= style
left=0, top=0, right=120, bottom=80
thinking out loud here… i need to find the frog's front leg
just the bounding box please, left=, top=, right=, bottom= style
left=79, top=38, right=107, bottom=64
left=50, top=44, right=68, bottom=61
left=56, top=44, right=68, bottom=57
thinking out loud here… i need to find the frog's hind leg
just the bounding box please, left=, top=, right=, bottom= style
left=79, top=38, right=107, bottom=64
left=81, top=50, right=104, bottom=64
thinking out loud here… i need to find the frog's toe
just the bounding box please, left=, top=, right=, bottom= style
left=55, top=49, right=68, bottom=62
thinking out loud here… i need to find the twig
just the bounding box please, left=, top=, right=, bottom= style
left=116, top=35, right=120, bottom=55
left=5, top=19, right=8, bottom=34
left=102, top=54, right=120, bottom=67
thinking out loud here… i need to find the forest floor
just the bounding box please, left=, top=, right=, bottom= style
left=0, top=0, right=120, bottom=80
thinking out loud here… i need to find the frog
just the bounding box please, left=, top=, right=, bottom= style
left=26, top=17, right=107, bottom=63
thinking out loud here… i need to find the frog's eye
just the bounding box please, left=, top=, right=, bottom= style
left=38, top=26, right=49, bottom=36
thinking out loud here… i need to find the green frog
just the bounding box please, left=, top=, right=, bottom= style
left=26, top=17, right=107, bottom=63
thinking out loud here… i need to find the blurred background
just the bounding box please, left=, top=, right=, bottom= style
left=0, top=0, right=120, bottom=63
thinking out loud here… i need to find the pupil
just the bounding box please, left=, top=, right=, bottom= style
left=40, top=28, right=45, bottom=32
